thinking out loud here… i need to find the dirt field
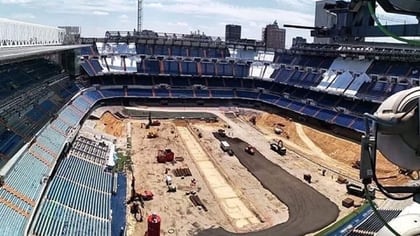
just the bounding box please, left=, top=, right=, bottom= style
left=96, top=111, right=124, bottom=137
left=245, top=111, right=409, bottom=185
left=93, top=106, right=411, bottom=236
left=197, top=134, right=339, bottom=236
left=301, top=126, right=406, bottom=184
left=252, top=112, right=308, bottom=149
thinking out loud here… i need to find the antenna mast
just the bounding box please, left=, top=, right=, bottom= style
left=137, top=0, right=143, bottom=32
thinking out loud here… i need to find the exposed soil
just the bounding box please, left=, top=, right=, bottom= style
left=97, top=111, right=124, bottom=137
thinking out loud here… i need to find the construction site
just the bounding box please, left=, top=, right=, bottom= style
left=87, top=106, right=409, bottom=236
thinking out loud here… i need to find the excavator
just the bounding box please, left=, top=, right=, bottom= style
left=127, top=175, right=144, bottom=222
left=127, top=175, right=154, bottom=222
left=145, top=112, right=161, bottom=129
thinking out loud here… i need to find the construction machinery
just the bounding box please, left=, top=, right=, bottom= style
left=249, top=116, right=256, bottom=125
left=244, top=145, right=255, bottom=155
left=127, top=175, right=144, bottom=222
left=270, top=140, right=286, bottom=156
left=220, top=141, right=230, bottom=152
left=147, top=131, right=158, bottom=139
left=217, top=129, right=226, bottom=137
left=140, top=190, right=154, bottom=201
left=227, top=149, right=234, bottom=156
left=146, top=112, right=161, bottom=129
left=352, top=160, right=361, bottom=169
left=156, top=149, right=175, bottom=163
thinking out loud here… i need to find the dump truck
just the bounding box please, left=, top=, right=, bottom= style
left=270, top=140, right=286, bottom=156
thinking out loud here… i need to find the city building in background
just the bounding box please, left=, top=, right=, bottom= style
left=262, top=21, right=286, bottom=50
left=225, top=24, right=241, bottom=42
left=58, top=26, right=81, bottom=44
left=292, top=36, right=307, bottom=47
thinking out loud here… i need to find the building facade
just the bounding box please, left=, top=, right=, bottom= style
left=58, top=26, right=81, bottom=44
left=314, top=0, right=337, bottom=44
left=262, top=21, right=286, bottom=50
left=292, top=36, right=307, bottom=47
left=225, top=24, right=241, bottom=42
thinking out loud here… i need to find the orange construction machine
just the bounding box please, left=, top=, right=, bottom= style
left=156, top=149, right=175, bottom=163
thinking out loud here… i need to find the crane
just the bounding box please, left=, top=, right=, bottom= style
left=137, top=0, right=143, bottom=33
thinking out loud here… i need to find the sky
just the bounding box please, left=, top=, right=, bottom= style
left=0, top=0, right=417, bottom=48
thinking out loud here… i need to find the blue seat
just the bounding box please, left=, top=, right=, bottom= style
left=207, top=78, right=224, bottom=87
left=288, top=101, right=304, bottom=112
left=334, top=113, right=355, bottom=127
left=84, top=91, right=103, bottom=102
left=274, top=68, right=293, bottom=83
left=259, top=94, right=280, bottom=105
left=201, top=62, right=215, bottom=76
left=181, top=61, right=197, bottom=75
left=0, top=130, right=23, bottom=156
left=59, top=107, right=82, bottom=126
left=72, top=97, right=92, bottom=112
left=5, top=152, right=48, bottom=201
left=154, top=89, right=169, bottom=97
left=101, top=88, right=125, bottom=98
left=31, top=200, right=111, bottom=236
left=144, top=59, right=160, bottom=74
left=211, top=90, right=234, bottom=98
left=351, top=118, right=365, bottom=132
left=164, top=60, right=179, bottom=75
left=194, top=90, right=210, bottom=98
left=315, top=109, right=336, bottom=122
left=301, top=105, right=320, bottom=117
left=171, top=90, right=194, bottom=98
left=225, top=78, right=242, bottom=88
left=171, top=77, right=190, bottom=87
left=127, top=88, right=153, bottom=97
left=236, top=91, right=259, bottom=99
left=234, top=64, right=249, bottom=78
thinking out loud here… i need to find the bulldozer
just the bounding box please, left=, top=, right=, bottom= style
left=147, top=131, right=158, bottom=139
left=270, top=140, right=286, bottom=156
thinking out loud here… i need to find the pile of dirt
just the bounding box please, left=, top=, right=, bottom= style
left=302, top=126, right=408, bottom=185
left=253, top=113, right=307, bottom=148
left=98, top=111, right=124, bottom=137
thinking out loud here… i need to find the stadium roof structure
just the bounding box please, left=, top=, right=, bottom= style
left=290, top=42, right=420, bottom=62
left=0, top=45, right=86, bottom=65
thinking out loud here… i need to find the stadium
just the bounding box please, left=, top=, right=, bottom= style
left=1, top=0, right=420, bottom=235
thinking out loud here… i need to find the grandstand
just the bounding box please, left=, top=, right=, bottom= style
left=0, top=8, right=419, bottom=235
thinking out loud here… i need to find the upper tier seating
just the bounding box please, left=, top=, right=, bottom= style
left=96, top=42, right=136, bottom=55
left=132, top=43, right=229, bottom=58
